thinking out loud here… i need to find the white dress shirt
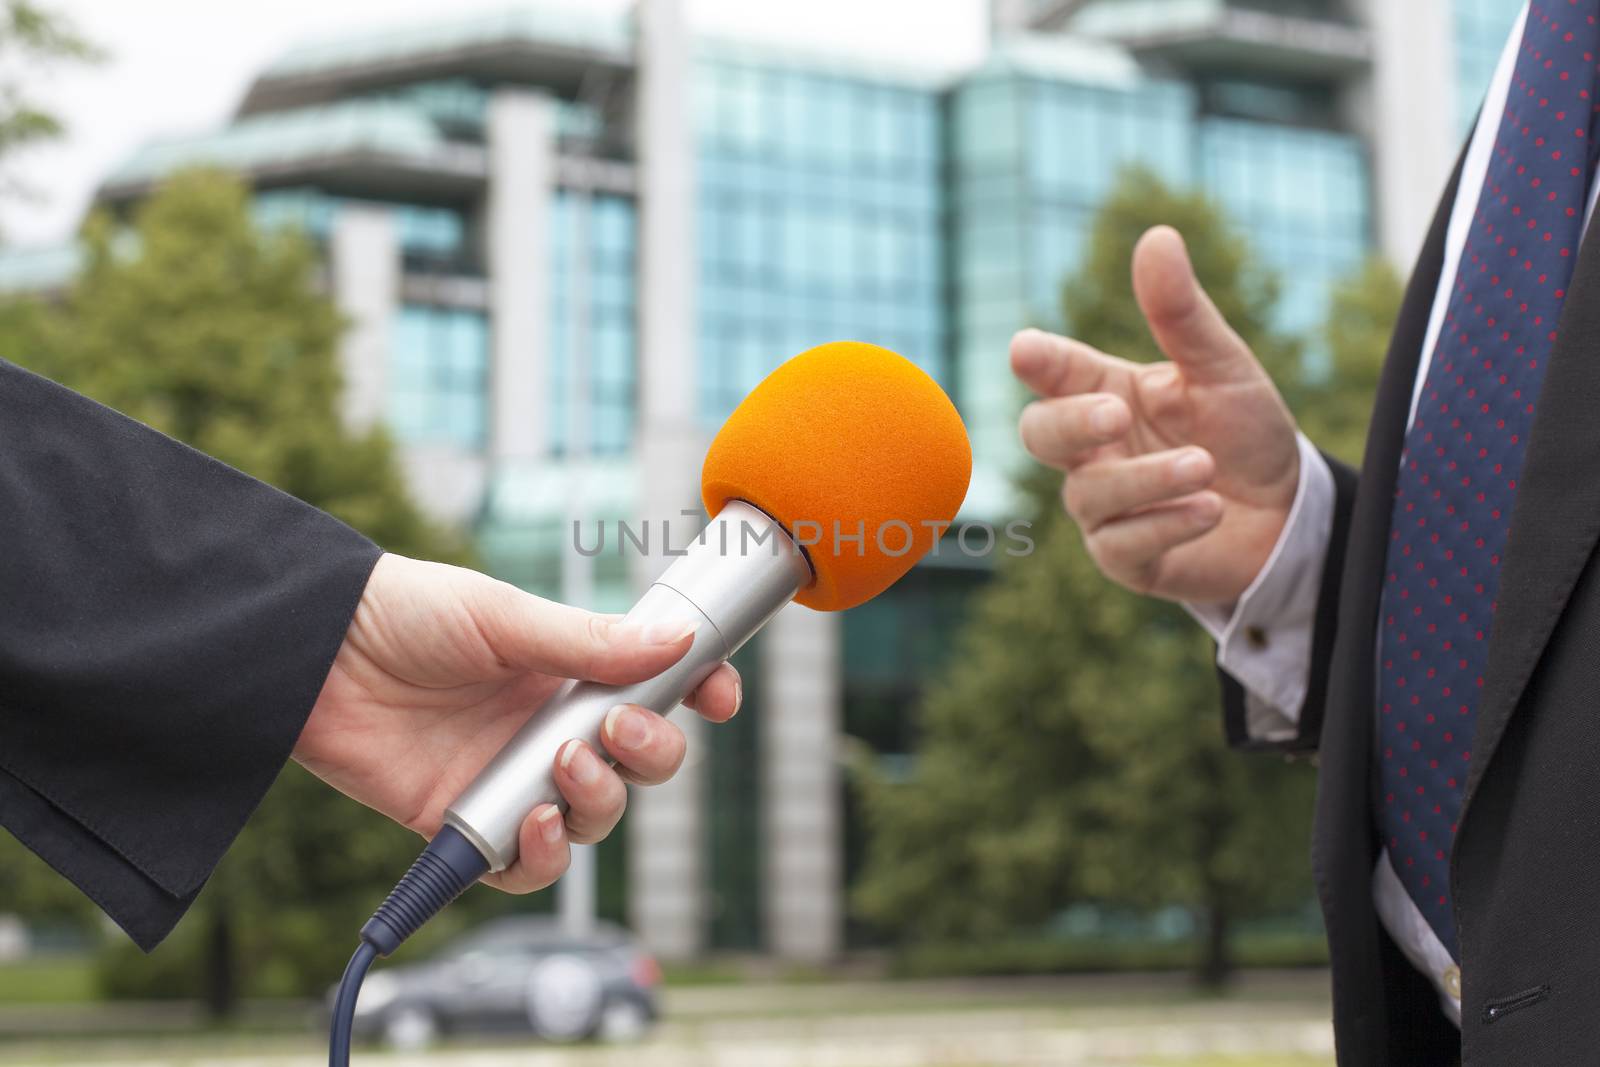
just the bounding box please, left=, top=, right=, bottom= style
left=1186, top=1, right=1600, bottom=1026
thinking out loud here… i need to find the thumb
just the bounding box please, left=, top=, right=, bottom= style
left=477, top=579, right=697, bottom=685
left=1132, top=225, right=1259, bottom=386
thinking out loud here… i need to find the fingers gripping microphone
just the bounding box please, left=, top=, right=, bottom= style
left=330, top=341, right=970, bottom=1065
left=443, top=497, right=810, bottom=870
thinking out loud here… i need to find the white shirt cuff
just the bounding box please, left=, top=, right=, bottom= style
left=1184, top=433, right=1336, bottom=739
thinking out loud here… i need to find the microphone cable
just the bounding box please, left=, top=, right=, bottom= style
left=327, top=825, right=489, bottom=1067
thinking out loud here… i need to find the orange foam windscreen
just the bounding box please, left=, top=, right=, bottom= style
left=701, top=341, right=972, bottom=612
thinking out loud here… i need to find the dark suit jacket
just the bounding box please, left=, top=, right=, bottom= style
left=0, top=360, right=381, bottom=949
left=1222, top=143, right=1600, bottom=1063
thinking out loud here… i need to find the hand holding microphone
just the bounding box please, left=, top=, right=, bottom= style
left=294, top=554, right=742, bottom=894
left=329, top=340, right=971, bottom=1065
left=1013, top=226, right=1302, bottom=605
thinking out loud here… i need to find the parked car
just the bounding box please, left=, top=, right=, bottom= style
left=337, top=916, right=663, bottom=1050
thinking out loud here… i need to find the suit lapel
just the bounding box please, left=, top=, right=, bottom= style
left=1463, top=214, right=1600, bottom=808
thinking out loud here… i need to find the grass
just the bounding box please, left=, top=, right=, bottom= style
left=890, top=932, right=1330, bottom=980
left=0, top=956, right=95, bottom=1004
left=953, top=1062, right=1332, bottom=1067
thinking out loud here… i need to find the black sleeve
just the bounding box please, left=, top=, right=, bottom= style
left=0, top=360, right=382, bottom=949
left=1220, top=449, right=1358, bottom=755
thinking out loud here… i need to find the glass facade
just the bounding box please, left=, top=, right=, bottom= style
left=253, top=188, right=469, bottom=269
left=693, top=53, right=945, bottom=428
left=549, top=190, right=638, bottom=456
left=1200, top=117, right=1369, bottom=373
left=951, top=68, right=1195, bottom=463
left=389, top=304, right=489, bottom=448
left=1453, top=0, right=1526, bottom=134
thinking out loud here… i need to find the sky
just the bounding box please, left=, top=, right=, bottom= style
left=3, top=0, right=989, bottom=248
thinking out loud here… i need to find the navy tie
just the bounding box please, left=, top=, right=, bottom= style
left=1377, top=1, right=1600, bottom=961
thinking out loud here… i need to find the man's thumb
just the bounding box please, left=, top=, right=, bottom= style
left=1131, top=226, right=1259, bottom=385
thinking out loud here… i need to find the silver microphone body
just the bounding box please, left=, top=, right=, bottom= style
left=443, top=500, right=812, bottom=872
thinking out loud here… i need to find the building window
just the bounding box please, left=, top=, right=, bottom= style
left=253, top=189, right=469, bottom=271
left=695, top=58, right=947, bottom=428
left=1200, top=116, right=1370, bottom=372
left=1453, top=0, right=1526, bottom=134
left=389, top=304, right=488, bottom=449
left=550, top=191, right=637, bottom=455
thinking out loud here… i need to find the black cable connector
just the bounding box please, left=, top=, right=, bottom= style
left=328, top=824, right=490, bottom=1067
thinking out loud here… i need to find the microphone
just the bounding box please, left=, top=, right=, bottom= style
left=446, top=339, right=972, bottom=870
left=329, top=341, right=970, bottom=1065
left=444, top=497, right=809, bottom=870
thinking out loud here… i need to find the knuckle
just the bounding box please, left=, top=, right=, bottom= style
left=1061, top=477, right=1095, bottom=523
left=1124, top=566, right=1158, bottom=596
left=1018, top=405, right=1047, bottom=450
left=1091, top=532, right=1154, bottom=594
left=1083, top=531, right=1119, bottom=576
left=584, top=611, right=612, bottom=649
left=580, top=612, right=615, bottom=674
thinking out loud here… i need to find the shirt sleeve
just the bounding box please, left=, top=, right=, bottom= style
left=1184, top=433, right=1337, bottom=742
left=0, top=360, right=382, bottom=950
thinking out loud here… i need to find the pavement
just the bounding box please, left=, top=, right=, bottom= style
left=0, top=970, right=1337, bottom=1067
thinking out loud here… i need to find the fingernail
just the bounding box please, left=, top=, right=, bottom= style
left=732, top=669, right=744, bottom=716
left=1090, top=401, right=1120, bottom=435
left=560, top=739, right=602, bottom=785
left=634, top=619, right=697, bottom=645
left=606, top=704, right=650, bottom=752
left=536, top=805, right=564, bottom=845
left=1174, top=451, right=1209, bottom=483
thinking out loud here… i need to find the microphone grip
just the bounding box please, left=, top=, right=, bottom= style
left=443, top=501, right=810, bottom=872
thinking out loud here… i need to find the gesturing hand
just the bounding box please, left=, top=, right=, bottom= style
left=1012, top=225, right=1302, bottom=605
left=293, top=553, right=741, bottom=893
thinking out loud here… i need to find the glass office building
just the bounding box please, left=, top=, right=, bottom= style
left=0, top=0, right=1518, bottom=960
left=1453, top=0, right=1530, bottom=133
left=694, top=45, right=946, bottom=425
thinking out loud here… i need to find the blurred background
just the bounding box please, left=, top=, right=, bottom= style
left=0, top=0, right=1523, bottom=1063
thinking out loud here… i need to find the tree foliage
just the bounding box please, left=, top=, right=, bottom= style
left=0, top=168, right=470, bottom=1011
left=1298, top=257, right=1403, bottom=467
left=853, top=169, right=1401, bottom=983
left=0, top=1, right=99, bottom=210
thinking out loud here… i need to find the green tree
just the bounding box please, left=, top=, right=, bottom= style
left=854, top=169, right=1360, bottom=985
left=1298, top=257, right=1403, bottom=466
left=2, top=168, right=469, bottom=1017
left=0, top=1, right=98, bottom=208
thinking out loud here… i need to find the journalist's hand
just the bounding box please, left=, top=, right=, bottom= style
left=1013, top=225, right=1301, bottom=604
left=293, top=553, right=741, bottom=893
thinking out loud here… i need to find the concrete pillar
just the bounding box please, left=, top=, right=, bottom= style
left=761, top=605, right=843, bottom=962
left=487, top=89, right=556, bottom=464
left=989, top=0, right=1030, bottom=34
left=628, top=0, right=708, bottom=961
left=330, top=205, right=398, bottom=431
left=1357, top=0, right=1458, bottom=268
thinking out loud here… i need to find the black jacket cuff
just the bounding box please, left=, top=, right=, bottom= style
left=0, top=360, right=382, bottom=949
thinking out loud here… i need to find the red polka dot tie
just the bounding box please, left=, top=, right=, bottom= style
left=1377, top=1, right=1600, bottom=960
